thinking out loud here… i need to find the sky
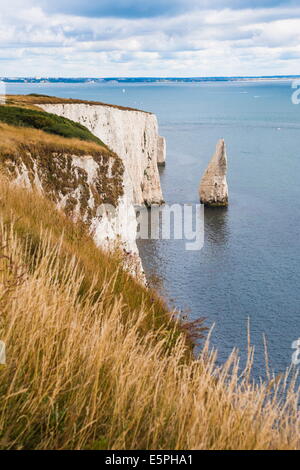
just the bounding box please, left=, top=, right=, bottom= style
left=1, top=0, right=300, bottom=77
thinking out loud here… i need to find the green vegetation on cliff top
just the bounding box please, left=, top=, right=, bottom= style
left=0, top=104, right=106, bottom=146
left=6, top=93, right=150, bottom=113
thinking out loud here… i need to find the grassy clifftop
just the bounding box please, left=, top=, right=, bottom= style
left=6, top=93, right=151, bottom=113
left=0, top=105, right=106, bottom=146
left=0, top=102, right=125, bottom=211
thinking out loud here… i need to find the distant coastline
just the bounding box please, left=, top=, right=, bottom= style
left=1, top=75, right=300, bottom=84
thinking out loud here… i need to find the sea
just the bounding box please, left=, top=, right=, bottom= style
left=6, top=79, right=300, bottom=379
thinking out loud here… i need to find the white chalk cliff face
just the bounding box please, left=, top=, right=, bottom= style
left=3, top=145, right=145, bottom=278
left=28, top=101, right=166, bottom=280
left=39, top=103, right=166, bottom=206
left=0, top=101, right=167, bottom=280
left=199, top=139, right=229, bottom=207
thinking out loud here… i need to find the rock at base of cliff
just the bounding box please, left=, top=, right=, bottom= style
left=199, top=139, right=229, bottom=207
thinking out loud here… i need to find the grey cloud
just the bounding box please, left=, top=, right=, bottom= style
left=40, top=0, right=298, bottom=19
left=41, top=0, right=186, bottom=19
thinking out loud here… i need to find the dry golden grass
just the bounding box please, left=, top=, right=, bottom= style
left=0, top=178, right=181, bottom=346
left=0, top=122, right=110, bottom=157
left=0, top=178, right=299, bottom=450
left=6, top=94, right=150, bottom=114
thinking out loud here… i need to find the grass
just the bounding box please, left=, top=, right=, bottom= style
left=0, top=178, right=182, bottom=344
left=0, top=122, right=125, bottom=212
left=0, top=177, right=299, bottom=450
left=0, top=105, right=106, bottom=146
left=0, top=122, right=110, bottom=157
left=6, top=94, right=150, bottom=114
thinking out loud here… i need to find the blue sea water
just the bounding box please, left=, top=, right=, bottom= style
left=6, top=80, right=300, bottom=379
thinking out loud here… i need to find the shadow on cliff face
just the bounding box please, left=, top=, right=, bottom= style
left=204, top=206, right=229, bottom=246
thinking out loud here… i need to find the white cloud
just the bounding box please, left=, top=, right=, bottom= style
left=0, top=1, right=300, bottom=76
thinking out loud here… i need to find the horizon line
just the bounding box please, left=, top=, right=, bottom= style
left=2, top=75, right=300, bottom=80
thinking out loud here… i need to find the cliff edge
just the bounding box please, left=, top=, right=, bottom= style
left=1, top=96, right=167, bottom=280
left=38, top=101, right=166, bottom=206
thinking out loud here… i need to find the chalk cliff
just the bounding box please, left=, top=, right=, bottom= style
left=1, top=98, right=168, bottom=280
left=39, top=103, right=165, bottom=206
left=199, top=139, right=229, bottom=207
left=3, top=146, right=144, bottom=277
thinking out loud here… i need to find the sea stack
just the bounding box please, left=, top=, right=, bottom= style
left=199, top=139, right=228, bottom=207
left=157, top=136, right=166, bottom=166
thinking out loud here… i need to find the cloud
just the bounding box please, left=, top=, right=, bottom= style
left=0, top=0, right=300, bottom=76
left=41, top=0, right=185, bottom=19
left=40, top=0, right=299, bottom=19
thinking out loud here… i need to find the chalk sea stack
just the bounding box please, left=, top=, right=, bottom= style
left=199, top=139, right=228, bottom=207
left=157, top=136, right=166, bottom=166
